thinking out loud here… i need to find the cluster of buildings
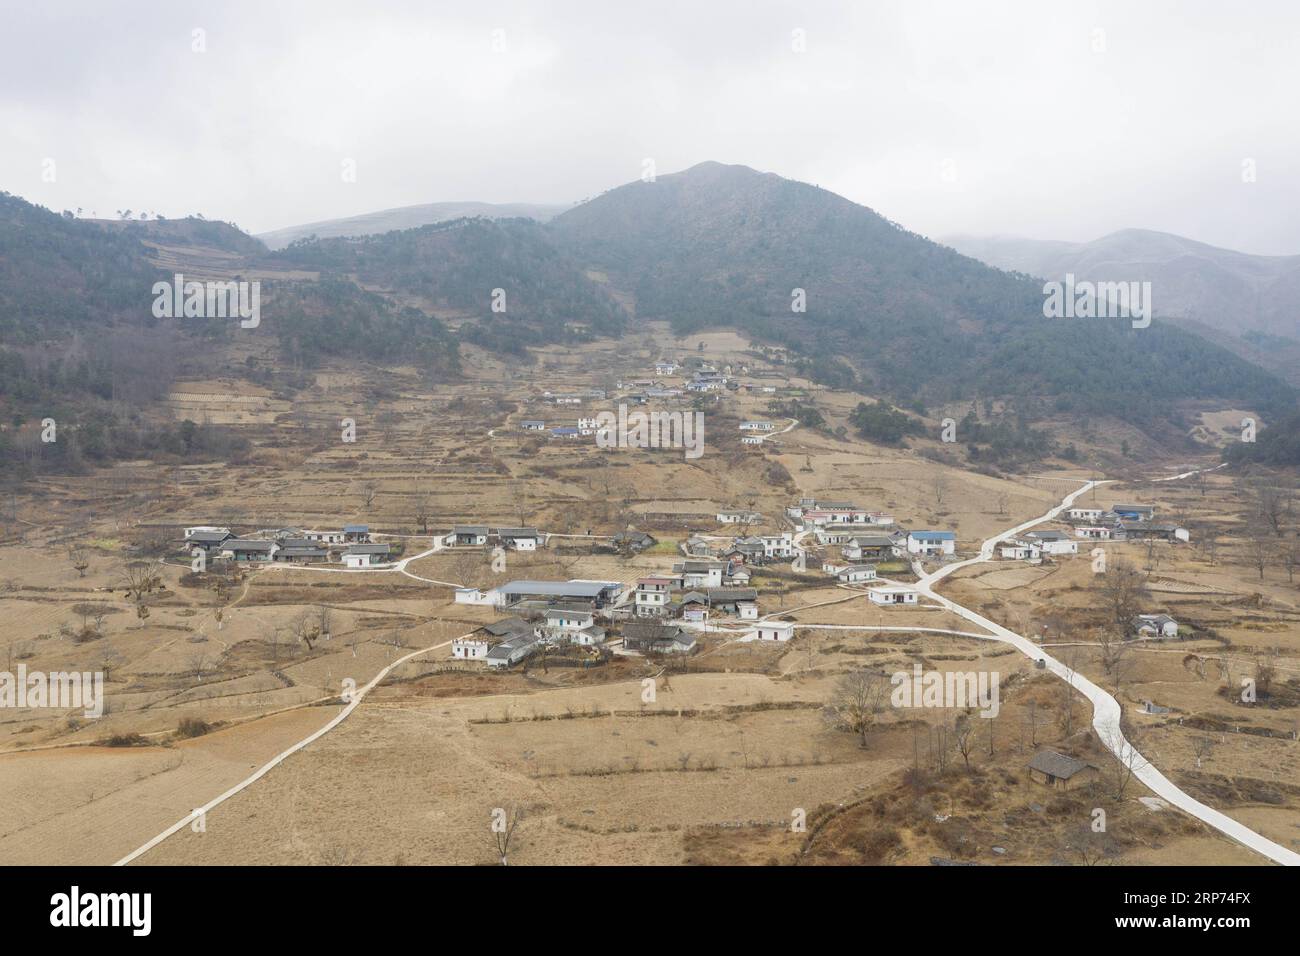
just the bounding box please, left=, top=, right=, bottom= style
left=450, top=572, right=704, bottom=667
left=441, top=526, right=546, bottom=550
left=182, top=524, right=390, bottom=567
left=997, top=502, right=1188, bottom=563
left=998, top=529, right=1079, bottom=562
left=633, top=566, right=759, bottom=622
left=1067, top=503, right=1189, bottom=543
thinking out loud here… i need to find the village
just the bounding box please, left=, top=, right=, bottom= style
left=178, top=401, right=1195, bottom=681
left=2, top=331, right=1295, bottom=870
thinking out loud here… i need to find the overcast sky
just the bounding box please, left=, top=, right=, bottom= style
left=3, top=0, right=1297, bottom=254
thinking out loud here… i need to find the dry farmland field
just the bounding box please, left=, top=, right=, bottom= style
left=2, top=328, right=1298, bottom=867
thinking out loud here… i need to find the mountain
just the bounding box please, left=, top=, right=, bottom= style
left=0, top=192, right=162, bottom=343
left=943, top=229, right=1300, bottom=341
left=265, top=216, right=626, bottom=355
left=257, top=200, right=570, bottom=250
left=3, top=166, right=1297, bottom=454
left=549, top=162, right=1296, bottom=436
left=91, top=216, right=267, bottom=255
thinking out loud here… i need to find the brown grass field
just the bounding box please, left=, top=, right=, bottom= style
left=1, top=323, right=1296, bottom=866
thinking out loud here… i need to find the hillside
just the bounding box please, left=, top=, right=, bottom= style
left=257, top=200, right=569, bottom=250
left=944, top=229, right=1300, bottom=341
left=265, top=217, right=627, bottom=355
left=550, top=163, right=1296, bottom=436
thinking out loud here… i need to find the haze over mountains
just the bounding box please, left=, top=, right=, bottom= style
left=3, top=161, right=1296, bottom=456
left=944, top=229, right=1300, bottom=341
left=257, top=201, right=570, bottom=250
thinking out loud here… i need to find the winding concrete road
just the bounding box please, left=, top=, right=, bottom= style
left=915, top=473, right=1300, bottom=866
left=115, top=631, right=461, bottom=866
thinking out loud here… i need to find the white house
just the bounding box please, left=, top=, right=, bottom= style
left=453, top=587, right=492, bottom=605
left=999, top=540, right=1040, bottom=561
left=755, top=621, right=795, bottom=642
left=635, top=576, right=677, bottom=617
left=452, top=636, right=490, bottom=660
left=303, top=529, right=347, bottom=545
left=220, top=539, right=277, bottom=563
left=738, top=421, right=775, bottom=432
left=544, top=608, right=595, bottom=633
left=837, top=565, right=878, bottom=584
left=726, top=566, right=752, bottom=586
left=570, top=625, right=606, bottom=646
left=869, top=585, right=920, bottom=605
left=520, top=420, right=546, bottom=431
left=717, top=510, right=762, bottom=524
left=1075, top=526, right=1115, bottom=540
left=342, top=544, right=390, bottom=568
left=184, top=525, right=231, bottom=540
left=906, top=531, right=956, bottom=556
left=737, top=601, right=759, bottom=620
left=1067, top=507, right=1103, bottom=522
left=1134, top=614, right=1179, bottom=639
left=677, top=560, right=725, bottom=588
left=444, top=525, right=490, bottom=547
left=486, top=633, right=542, bottom=668
left=1025, top=530, right=1078, bottom=555
left=740, top=435, right=764, bottom=445
left=760, top=533, right=796, bottom=559
left=497, top=528, right=543, bottom=551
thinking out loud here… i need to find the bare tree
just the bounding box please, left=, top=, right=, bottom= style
left=953, top=712, right=978, bottom=768
left=490, top=805, right=522, bottom=866
left=414, top=491, right=431, bottom=535
left=1058, top=647, right=1079, bottom=738
left=1104, top=721, right=1148, bottom=799
left=1242, top=523, right=1272, bottom=581
left=291, top=610, right=321, bottom=651
left=932, top=472, right=948, bottom=508
left=1099, top=560, right=1149, bottom=640
left=359, top=480, right=378, bottom=512
left=823, top=670, right=891, bottom=748
left=1191, top=735, right=1214, bottom=769
left=68, top=547, right=90, bottom=578
left=1255, top=656, right=1277, bottom=702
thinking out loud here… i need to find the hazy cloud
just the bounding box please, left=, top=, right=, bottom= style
left=2, top=0, right=1296, bottom=253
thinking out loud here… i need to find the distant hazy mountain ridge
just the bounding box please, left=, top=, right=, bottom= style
left=943, top=229, right=1300, bottom=342
left=257, top=201, right=570, bottom=250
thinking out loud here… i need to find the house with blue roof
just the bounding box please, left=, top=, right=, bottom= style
left=906, top=530, right=956, bottom=556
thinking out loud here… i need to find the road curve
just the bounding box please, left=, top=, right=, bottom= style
left=115, top=633, right=460, bottom=866
left=916, top=475, right=1299, bottom=866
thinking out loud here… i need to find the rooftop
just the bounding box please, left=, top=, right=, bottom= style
left=1028, top=750, right=1093, bottom=780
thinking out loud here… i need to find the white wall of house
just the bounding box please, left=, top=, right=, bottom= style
left=869, top=587, right=919, bottom=605
left=453, top=639, right=489, bottom=660
left=1036, top=539, right=1078, bottom=555
left=907, top=534, right=955, bottom=555
left=756, top=622, right=794, bottom=641
left=838, top=568, right=877, bottom=583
